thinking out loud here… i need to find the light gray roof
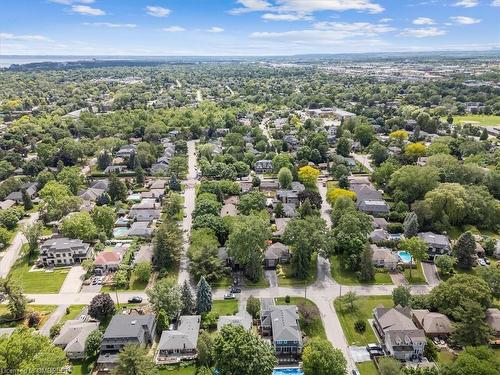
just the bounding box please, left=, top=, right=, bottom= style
left=103, top=315, right=155, bottom=340
left=127, top=222, right=153, bottom=237
left=157, top=316, right=201, bottom=351
left=418, top=232, right=450, bottom=248
left=265, top=242, right=289, bottom=260
left=41, top=237, right=89, bottom=253
left=217, top=315, right=252, bottom=331
left=270, top=306, right=302, bottom=343
left=54, top=320, right=99, bottom=354
left=358, top=200, right=390, bottom=213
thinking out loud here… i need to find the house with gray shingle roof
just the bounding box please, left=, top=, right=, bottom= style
left=264, top=242, right=290, bottom=269
left=418, top=232, right=451, bottom=260
left=373, top=306, right=426, bottom=361
left=98, top=314, right=156, bottom=366
left=156, top=315, right=201, bottom=364
left=260, top=298, right=302, bottom=360
left=40, top=237, right=91, bottom=267
left=53, top=320, right=99, bottom=359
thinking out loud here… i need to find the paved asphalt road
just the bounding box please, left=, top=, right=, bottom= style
left=0, top=212, right=39, bottom=279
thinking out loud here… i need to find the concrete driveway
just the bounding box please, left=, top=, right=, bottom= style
left=59, top=266, right=86, bottom=294
left=265, top=270, right=278, bottom=288
left=350, top=346, right=371, bottom=363
left=422, top=262, right=440, bottom=286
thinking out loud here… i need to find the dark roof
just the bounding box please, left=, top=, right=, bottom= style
left=103, top=315, right=155, bottom=340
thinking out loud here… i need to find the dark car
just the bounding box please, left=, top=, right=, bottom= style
left=230, top=286, right=241, bottom=293
left=128, top=296, right=143, bottom=303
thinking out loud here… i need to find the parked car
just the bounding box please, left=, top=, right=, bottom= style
left=366, top=343, right=382, bottom=351
left=230, top=286, right=241, bottom=293
left=224, top=293, right=235, bottom=300
left=478, top=258, right=487, bottom=266
left=369, top=350, right=384, bottom=359
left=485, top=258, right=491, bottom=265
left=128, top=296, right=143, bottom=303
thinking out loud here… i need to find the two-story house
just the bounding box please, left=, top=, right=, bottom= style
left=97, top=314, right=156, bottom=370
left=373, top=306, right=426, bottom=361
left=156, top=315, right=201, bottom=364
left=40, top=237, right=91, bottom=267
left=260, top=298, right=303, bottom=361
left=255, top=160, right=273, bottom=174
left=417, top=232, right=451, bottom=260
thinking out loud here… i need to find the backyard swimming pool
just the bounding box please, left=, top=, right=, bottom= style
left=113, top=227, right=128, bottom=238
left=398, top=251, right=413, bottom=264
left=273, top=368, right=304, bottom=375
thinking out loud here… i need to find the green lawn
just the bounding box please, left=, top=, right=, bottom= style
left=70, top=360, right=94, bottom=375
left=0, top=304, right=57, bottom=328
left=211, top=300, right=238, bottom=316
left=9, top=253, right=69, bottom=293
left=330, top=255, right=392, bottom=285
left=278, top=253, right=318, bottom=287
left=402, top=261, right=427, bottom=284
left=445, top=114, right=500, bottom=127
left=276, top=297, right=326, bottom=339
left=449, top=225, right=499, bottom=240
left=159, top=365, right=197, bottom=375
left=244, top=276, right=269, bottom=289
left=437, top=349, right=455, bottom=365
left=334, top=295, right=393, bottom=346
left=61, top=305, right=86, bottom=323
left=211, top=276, right=231, bottom=289
left=357, top=361, right=379, bottom=375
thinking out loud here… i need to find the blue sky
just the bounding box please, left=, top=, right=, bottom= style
left=1, top=0, right=499, bottom=55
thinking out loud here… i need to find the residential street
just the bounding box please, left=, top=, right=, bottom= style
left=177, top=140, right=198, bottom=287
left=352, top=153, right=374, bottom=172
left=0, top=212, right=39, bottom=279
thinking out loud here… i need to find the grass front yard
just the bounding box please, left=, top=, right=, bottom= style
left=330, top=255, right=392, bottom=285
left=211, top=299, right=238, bottom=316
left=276, top=297, right=326, bottom=340
left=278, top=252, right=318, bottom=287
left=437, top=349, right=455, bottom=365
left=357, top=361, right=379, bottom=375
left=403, top=261, right=426, bottom=284
left=444, top=114, right=500, bottom=127
left=9, top=252, right=69, bottom=293
left=61, top=305, right=86, bottom=323
left=0, top=304, right=57, bottom=328
left=158, top=365, right=197, bottom=375
left=334, top=295, right=393, bottom=346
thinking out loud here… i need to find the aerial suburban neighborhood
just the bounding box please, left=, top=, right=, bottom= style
left=0, top=2, right=500, bottom=375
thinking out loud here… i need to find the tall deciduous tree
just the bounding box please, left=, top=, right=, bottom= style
left=452, top=302, right=492, bottom=347
left=153, top=220, right=182, bottom=271
left=22, top=222, right=43, bottom=259
left=197, top=331, right=214, bottom=367
left=84, top=329, right=103, bottom=360
left=113, top=344, right=158, bottom=375
left=108, top=173, right=127, bottom=202
left=146, top=279, right=181, bottom=319
left=302, top=338, right=347, bottom=375
left=214, top=324, right=277, bottom=375
left=196, top=276, right=212, bottom=314
left=358, top=246, right=375, bottom=282
left=278, top=167, right=293, bottom=189
left=0, top=327, right=68, bottom=371
left=392, top=286, right=411, bottom=307
left=88, top=293, right=115, bottom=322
left=454, top=231, right=476, bottom=270
left=403, top=212, right=419, bottom=238
left=399, top=237, right=428, bottom=280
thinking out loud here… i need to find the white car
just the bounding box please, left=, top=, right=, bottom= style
left=478, top=258, right=487, bottom=266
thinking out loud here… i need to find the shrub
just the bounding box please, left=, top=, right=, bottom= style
left=285, top=295, right=291, bottom=304
left=354, top=319, right=366, bottom=333
left=26, top=311, right=41, bottom=328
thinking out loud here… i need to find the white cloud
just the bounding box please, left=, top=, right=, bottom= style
left=49, top=0, right=94, bottom=4
left=379, top=18, right=392, bottom=23
left=261, top=13, right=312, bottom=21
left=413, top=17, right=435, bottom=25
left=0, top=32, right=52, bottom=42
left=207, top=27, right=224, bottom=33
left=83, top=22, right=136, bottom=28
left=451, top=16, right=481, bottom=24
left=71, top=5, right=105, bottom=16
left=162, top=26, right=186, bottom=32
left=492, top=0, right=500, bottom=6
left=452, top=0, right=478, bottom=7
left=231, top=0, right=384, bottom=15
left=251, top=21, right=395, bottom=45
left=399, top=27, right=447, bottom=37
left=146, top=6, right=171, bottom=17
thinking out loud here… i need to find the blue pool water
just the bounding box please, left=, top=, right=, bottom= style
left=113, top=227, right=128, bottom=237
left=398, top=251, right=413, bottom=263
left=273, top=368, right=304, bottom=375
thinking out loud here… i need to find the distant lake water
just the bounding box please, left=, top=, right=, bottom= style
left=0, top=56, right=92, bottom=68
